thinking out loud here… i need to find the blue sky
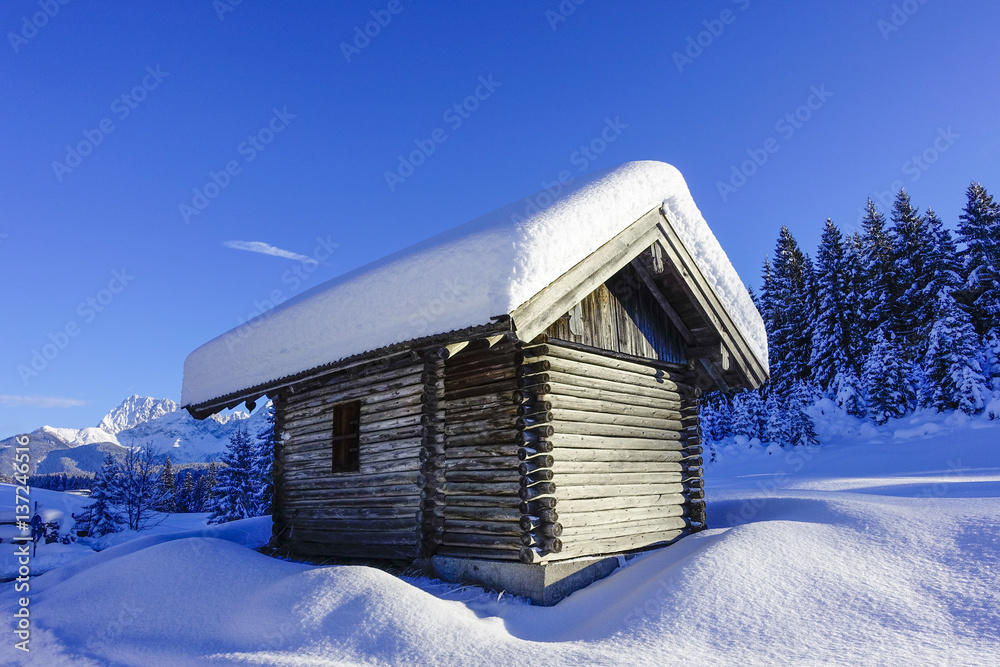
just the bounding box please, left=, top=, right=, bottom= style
left=2, top=0, right=998, bottom=436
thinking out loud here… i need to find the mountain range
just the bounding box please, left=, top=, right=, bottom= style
left=1, top=395, right=271, bottom=476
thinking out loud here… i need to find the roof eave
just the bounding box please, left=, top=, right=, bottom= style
left=183, top=318, right=513, bottom=419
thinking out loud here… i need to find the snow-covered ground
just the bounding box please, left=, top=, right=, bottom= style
left=1, top=410, right=997, bottom=666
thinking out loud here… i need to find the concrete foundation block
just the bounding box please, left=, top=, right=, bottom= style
left=429, top=553, right=629, bottom=605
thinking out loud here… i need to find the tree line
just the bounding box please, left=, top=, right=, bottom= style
left=82, top=406, right=276, bottom=536
left=703, top=182, right=1000, bottom=449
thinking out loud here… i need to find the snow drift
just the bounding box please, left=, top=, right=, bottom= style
left=3, top=412, right=997, bottom=665
left=182, top=161, right=768, bottom=407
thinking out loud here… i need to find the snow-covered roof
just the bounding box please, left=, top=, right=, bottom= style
left=182, top=161, right=767, bottom=408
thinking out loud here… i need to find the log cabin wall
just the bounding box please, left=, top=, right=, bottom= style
left=516, top=341, right=706, bottom=564
left=272, top=356, right=428, bottom=560
left=434, top=340, right=527, bottom=561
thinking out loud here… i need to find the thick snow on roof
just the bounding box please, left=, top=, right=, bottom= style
left=182, top=161, right=767, bottom=407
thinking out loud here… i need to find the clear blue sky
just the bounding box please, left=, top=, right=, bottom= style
left=2, top=0, right=998, bottom=436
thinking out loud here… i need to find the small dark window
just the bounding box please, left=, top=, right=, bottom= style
left=331, top=400, right=361, bottom=472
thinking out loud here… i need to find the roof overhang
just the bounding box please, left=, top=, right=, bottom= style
left=184, top=320, right=512, bottom=419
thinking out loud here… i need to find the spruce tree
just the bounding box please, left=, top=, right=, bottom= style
left=208, top=427, right=258, bottom=524
left=863, top=328, right=916, bottom=424
left=201, top=461, right=219, bottom=513
left=158, top=456, right=177, bottom=513
left=890, top=190, right=938, bottom=356
left=758, top=255, right=777, bottom=344
left=810, top=219, right=857, bottom=390
left=252, top=404, right=276, bottom=516
left=831, top=369, right=867, bottom=417
left=859, top=199, right=895, bottom=352
left=786, top=382, right=819, bottom=446
left=923, top=210, right=962, bottom=306
left=768, top=227, right=815, bottom=397
left=984, top=332, right=1000, bottom=391
left=923, top=290, right=990, bottom=414
left=731, top=389, right=766, bottom=442
left=85, top=454, right=123, bottom=536
left=957, top=182, right=1000, bottom=337
left=700, top=393, right=732, bottom=443
left=177, top=472, right=196, bottom=512
left=765, top=393, right=789, bottom=446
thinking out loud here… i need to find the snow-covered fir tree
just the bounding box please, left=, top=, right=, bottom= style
left=252, top=404, right=276, bottom=516
left=199, top=461, right=218, bottom=512
left=890, top=190, right=939, bottom=357
left=758, top=256, right=776, bottom=339
left=731, top=389, right=767, bottom=442
left=923, top=209, right=963, bottom=308
left=863, top=328, right=916, bottom=425
left=831, top=369, right=867, bottom=417
left=700, top=393, right=732, bottom=443
left=923, top=290, right=991, bottom=414
left=810, top=219, right=859, bottom=390
left=957, top=182, right=1000, bottom=337
left=208, top=426, right=259, bottom=524
left=177, top=471, right=196, bottom=512
left=785, top=382, right=819, bottom=446
left=766, top=227, right=815, bottom=397
left=158, top=456, right=177, bottom=513
left=984, top=332, right=1000, bottom=391
left=764, top=393, right=788, bottom=446
left=85, top=454, right=123, bottom=536
left=859, top=199, right=895, bottom=353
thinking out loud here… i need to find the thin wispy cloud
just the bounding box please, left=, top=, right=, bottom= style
left=0, top=395, right=87, bottom=409
left=223, top=240, right=315, bottom=263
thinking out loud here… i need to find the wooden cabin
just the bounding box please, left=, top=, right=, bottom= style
left=182, top=161, right=768, bottom=604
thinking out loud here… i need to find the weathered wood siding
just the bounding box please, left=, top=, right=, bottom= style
left=542, top=264, right=686, bottom=365
left=272, top=358, right=428, bottom=560
left=515, top=341, right=705, bottom=564
left=434, top=340, right=525, bottom=561
left=271, top=337, right=704, bottom=566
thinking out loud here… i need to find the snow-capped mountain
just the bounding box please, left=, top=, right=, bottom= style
left=1, top=395, right=271, bottom=475
left=97, top=395, right=180, bottom=435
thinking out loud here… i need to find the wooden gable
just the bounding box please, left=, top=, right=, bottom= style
left=511, top=206, right=767, bottom=393
left=541, top=263, right=686, bottom=365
